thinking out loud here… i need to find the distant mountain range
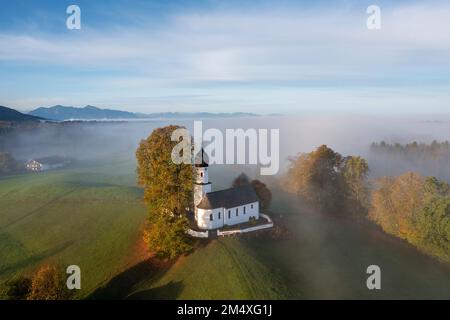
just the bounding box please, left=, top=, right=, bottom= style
left=28, top=105, right=260, bottom=121
left=29, top=105, right=136, bottom=121
left=0, top=106, right=44, bottom=122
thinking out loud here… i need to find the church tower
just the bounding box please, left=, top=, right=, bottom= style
left=194, top=149, right=212, bottom=213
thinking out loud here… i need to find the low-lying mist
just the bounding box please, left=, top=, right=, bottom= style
left=2, top=114, right=450, bottom=182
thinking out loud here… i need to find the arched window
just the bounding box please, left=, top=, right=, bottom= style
left=200, top=172, right=204, bottom=178
left=236, top=208, right=238, bottom=216
left=210, top=214, right=213, bottom=221
left=228, top=210, right=231, bottom=219
left=218, top=212, right=221, bottom=219
left=243, top=206, right=246, bottom=214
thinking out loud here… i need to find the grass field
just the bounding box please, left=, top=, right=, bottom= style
left=243, top=190, right=450, bottom=299
left=126, top=238, right=290, bottom=299
left=1, top=161, right=450, bottom=299
left=0, top=159, right=147, bottom=298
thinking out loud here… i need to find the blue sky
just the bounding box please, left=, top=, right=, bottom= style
left=1, top=0, right=450, bottom=114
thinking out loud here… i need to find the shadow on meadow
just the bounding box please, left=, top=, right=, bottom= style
left=126, top=281, right=184, bottom=300
left=88, top=257, right=177, bottom=300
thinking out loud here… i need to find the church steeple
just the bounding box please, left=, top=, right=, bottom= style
left=193, top=149, right=211, bottom=209
left=194, top=148, right=209, bottom=167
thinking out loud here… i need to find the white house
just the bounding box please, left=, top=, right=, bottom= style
left=26, top=156, right=69, bottom=172
left=26, top=160, right=43, bottom=172
left=193, top=151, right=260, bottom=230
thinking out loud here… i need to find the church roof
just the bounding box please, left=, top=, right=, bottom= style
left=197, top=185, right=259, bottom=210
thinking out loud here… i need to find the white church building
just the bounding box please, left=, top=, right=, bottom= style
left=193, top=152, right=260, bottom=230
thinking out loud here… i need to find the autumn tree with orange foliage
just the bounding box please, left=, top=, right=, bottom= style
left=27, top=264, right=70, bottom=300
left=284, top=145, right=369, bottom=215
left=136, top=126, right=193, bottom=258
left=369, top=173, right=450, bottom=262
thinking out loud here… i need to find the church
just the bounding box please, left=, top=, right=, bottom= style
left=193, top=152, right=260, bottom=230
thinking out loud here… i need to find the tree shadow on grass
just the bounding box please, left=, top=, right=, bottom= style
left=126, top=281, right=184, bottom=300
left=0, top=240, right=74, bottom=276
left=88, top=258, right=175, bottom=300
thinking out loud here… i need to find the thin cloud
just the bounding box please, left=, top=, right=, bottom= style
left=0, top=2, right=449, bottom=112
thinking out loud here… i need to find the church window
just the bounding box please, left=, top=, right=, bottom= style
left=244, top=206, right=246, bottom=214
left=228, top=210, right=231, bottom=219
left=210, top=214, right=213, bottom=221
left=218, top=212, right=221, bottom=219
left=200, top=172, right=203, bottom=178
left=236, top=208, right=238, bottom=216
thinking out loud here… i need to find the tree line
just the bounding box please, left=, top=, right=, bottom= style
left=370, top=173, right=450, bottom=262
left=284, top=144, right=450, bottom=263
left=370, top=140, right=450, bottom=160
left=0, top=152, right=24, bottom=175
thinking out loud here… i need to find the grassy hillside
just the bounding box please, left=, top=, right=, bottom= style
left=1, top=161, right=450, bottom=300
left=127, top=238, right=290, bottom=300
left=125, top=188, right=450, bottom=300
left=0, top=160, right=147, bottom=298
left=242, top=190, right=450, bottom=299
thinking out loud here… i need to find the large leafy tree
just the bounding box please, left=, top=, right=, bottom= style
left=285, top=146, right=370, bottom=215
left=413, top=177, right=450, bottom=261
left=136, top=125, right=193, bottom=258
left=369, top=172, right=425, bottom=239
left=143, top=213, right=192, bottom=259
left=285, top=145, right=344, bottom=213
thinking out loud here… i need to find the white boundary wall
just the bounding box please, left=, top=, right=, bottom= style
left=187, top=229, right=209, bottom=238
left=217, top=214, right=274, bottom=237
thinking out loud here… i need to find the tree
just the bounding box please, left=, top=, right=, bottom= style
left=232, top=172, right=250, bottom=188
left=285, top=145, right=344, bottom=213
left=232, top=173, right=272, bottom=212
left=27, top=264, right=69, bottom=300
left=342, top=156, right=370, bottom=213
left=251, top=179, right=272, bottom=212
left=369, top=172, right=425, bottom=239
left=6, top=276, right=31, bottom=300
left=368, top=176, right=398, bottom=235
left=136, top=125, right=193, bottom=215
left=136, top=126, right=193, bottom=258
left=0, top=152, right=23, bottom=175
left=413, top=177, right=450, bottom=261
left=143, top=213, right=192, bottom=259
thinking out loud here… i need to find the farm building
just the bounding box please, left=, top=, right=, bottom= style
left=26, top=160, right=43, bottom=172
left=26, top=156, right=71, bottom=172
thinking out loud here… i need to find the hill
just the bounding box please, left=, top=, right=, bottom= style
left=0, top=106, right=44, bottom=122
left=2, top=160, right=450, bottom=299
left=29, top=105, right=260, bottom=121
left=29, top=105, right=137, bottom=121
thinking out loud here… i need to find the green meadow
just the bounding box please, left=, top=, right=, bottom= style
left=0, top=160, right=146, bottom=298
left=1, top=161, right=450, bottom=299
